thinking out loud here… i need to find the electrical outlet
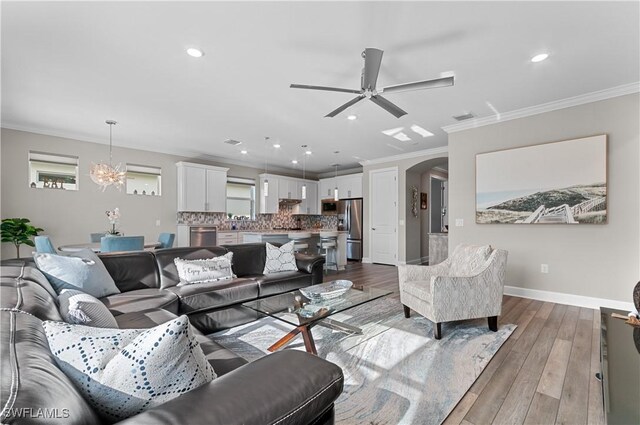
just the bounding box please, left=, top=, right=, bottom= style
left=540, top=264, right=549, bottom=273
left=155, top=219, right=161, bottom=227
left=455, top=219, right=464, bottom=227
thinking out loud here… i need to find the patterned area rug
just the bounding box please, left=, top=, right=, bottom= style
left=210, top=297, right=515, bottom=425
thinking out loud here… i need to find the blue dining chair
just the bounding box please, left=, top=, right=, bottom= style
left=157, top=233, right=175, bottom=249
left=100, top=236, right=144, bottom=253
left=34, top=236, right=57, bottom=254
left=90, top=232, right=105, bottom=243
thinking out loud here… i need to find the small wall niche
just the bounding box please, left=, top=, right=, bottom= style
left=29, top=151, right=79, bottom=190
left=126, top=164, right=162, bottom=196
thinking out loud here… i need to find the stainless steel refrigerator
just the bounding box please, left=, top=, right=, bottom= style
left=337, top=198, right=363, bottom=261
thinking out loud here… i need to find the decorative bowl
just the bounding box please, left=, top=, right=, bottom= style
left=300, top=280, right=353, bottom=300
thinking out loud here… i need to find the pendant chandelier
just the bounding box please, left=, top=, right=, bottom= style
left=90, top=120, right=126, bottom=191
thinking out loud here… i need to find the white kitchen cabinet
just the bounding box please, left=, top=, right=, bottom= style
left=217, top=231, right=238, bottom=245
left=318, top=173, right=363, bottom=202
left=298, top=181, right=319, bottom=215
left=278, top=177, right=300, bottom=200
left=177, top=162, right=229, bottom=212
left=259, top=174, right=279, bottom=214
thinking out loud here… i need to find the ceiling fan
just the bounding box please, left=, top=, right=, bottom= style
left=290, top=48, right=454, bottom=118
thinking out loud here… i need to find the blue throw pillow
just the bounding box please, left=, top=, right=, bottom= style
left=33, top=249, right=120, bottom=298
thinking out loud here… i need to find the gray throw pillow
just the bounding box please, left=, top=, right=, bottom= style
left=263, top=241, right=298, bottom=274
left=33, top=249, right=120, bottom=298
left=43, top=315, right=216, bottom=422
left=58, top=289, right=118, bottom=328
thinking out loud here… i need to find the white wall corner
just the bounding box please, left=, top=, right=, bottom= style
left=504, top=285, right=634, bottom=311
left=361, top=257, right=372, bottom=264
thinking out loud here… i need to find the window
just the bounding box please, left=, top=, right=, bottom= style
left=29, top=151, right=79, bottom=190
left=226, top=177, right=255, bottom=220
left=126, top=164, right=162, bottom=196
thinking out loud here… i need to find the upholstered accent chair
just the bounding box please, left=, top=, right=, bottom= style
left=100, top=235, right=144, bottom=253
left=157, top=232, right=175, bottom=249
left=398, top=244, right=508, bottom=339
left=34, top=235, right=57, bottom=254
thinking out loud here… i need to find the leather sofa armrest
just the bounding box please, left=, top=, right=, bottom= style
left=295, top=253, right=325, bottom=274
left=116, top=350, right=343, bottom=425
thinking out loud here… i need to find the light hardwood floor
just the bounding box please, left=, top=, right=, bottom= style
left=325, top=262, right=604, bottom=425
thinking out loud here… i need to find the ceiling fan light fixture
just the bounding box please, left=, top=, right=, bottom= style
left=531, top=53, right=549, bottom=63
left=410, top=125, right=434, bottom=138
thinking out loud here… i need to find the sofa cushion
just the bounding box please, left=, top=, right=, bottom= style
left=99, top=250, right=160, bottom=291
left=100, top=288, right=179, bottom=316
left=154, top=247, right=228, bottom=289
left=174, top=252, right=235, bottom=285
left=114, top=309, right=249, bottom=377
left=249, top=271, right=313, bottom=297
left=1, top=310, right=101, bottom=424
left=1, top=266, right=63, bottom=322
left=58, top=289, right=118, bottom=328
left=166, top=278, right=259, bottom=314
left=449, top=244, right=492, bottom=276
left=263, top=241, right=298, bottom=274
left=43, top=315, right=216, bottom=423
left=34, top=249, right=121, bottom=298
left=223, top=243, right=267, bottom=277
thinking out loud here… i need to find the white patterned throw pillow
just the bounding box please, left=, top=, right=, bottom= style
left=174, top=252, right=235, bottom=285
left=263, top=241, right=298, bottom=274
left=43, top=315, right=216, bottom=422
left=58, top=289, right=118, bottom=328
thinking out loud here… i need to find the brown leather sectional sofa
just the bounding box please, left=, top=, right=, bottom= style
left=0, top=243, right=344, bottom=424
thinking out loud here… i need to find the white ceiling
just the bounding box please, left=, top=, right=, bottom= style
left=2, top=1, right=638, bottom=173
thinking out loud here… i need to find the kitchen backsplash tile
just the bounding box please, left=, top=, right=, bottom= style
left=177, top=206, right=337, bottom=230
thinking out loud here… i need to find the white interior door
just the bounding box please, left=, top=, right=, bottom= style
left=370, top=168, right=398, bottom=265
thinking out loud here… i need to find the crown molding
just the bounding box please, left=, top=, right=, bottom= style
left=359, top=145, right=448, bottom=166
left=441, top=82, right=640, bottom=134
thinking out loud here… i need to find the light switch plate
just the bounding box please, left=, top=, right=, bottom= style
left=455, top=219, right=464, bottom=227
left=399, top=219, right=405, bottom=226
left=155, top=219, right=161, bottom=227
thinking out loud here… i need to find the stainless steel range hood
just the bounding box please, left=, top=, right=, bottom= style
left=279, top=198, right=302, bottom=205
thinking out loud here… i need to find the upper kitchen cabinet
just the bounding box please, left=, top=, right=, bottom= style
left=259, top=174, right=279, bottom=214
left=298, top=181, right=319, bottom=215
left=278, top=177, right=300, bottom=200
left=177, top=162, right=229, bottom=212
left=318, top=173, right=363, bottom=201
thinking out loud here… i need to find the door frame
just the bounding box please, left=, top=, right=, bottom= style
left=367, top=166, right=398, bottom=265
left=429, top=174, right=447, bottom=233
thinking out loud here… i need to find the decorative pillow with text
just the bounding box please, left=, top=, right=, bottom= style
left=174, top=252, right=235, bottom=285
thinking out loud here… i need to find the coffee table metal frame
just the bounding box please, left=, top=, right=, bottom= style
left=242, top=283, right=391, bottom=355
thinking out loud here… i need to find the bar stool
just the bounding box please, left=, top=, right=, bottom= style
left=288, top=232, right=311, bottom=254
left=317, top=231, right=338, bottom=272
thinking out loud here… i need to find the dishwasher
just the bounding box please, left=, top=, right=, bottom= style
left=189, top=226, right=217, bottom=247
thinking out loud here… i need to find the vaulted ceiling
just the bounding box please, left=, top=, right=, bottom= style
left=2, top=1, right=638, bottom=173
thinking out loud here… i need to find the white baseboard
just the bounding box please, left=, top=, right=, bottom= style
left=504, top=285, right=634, bottom=311
left=361, top=257, right=372, bottom=264
left=404, top=258, right=424, bottom=265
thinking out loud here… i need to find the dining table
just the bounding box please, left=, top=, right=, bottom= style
left=58, top=242, right=161, bottom=253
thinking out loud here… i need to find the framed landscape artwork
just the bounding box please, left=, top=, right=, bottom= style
left=476, top=135, right=607, bottom=224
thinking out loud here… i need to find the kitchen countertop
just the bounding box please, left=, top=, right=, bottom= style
left=177, top=226, right=345, bottom=235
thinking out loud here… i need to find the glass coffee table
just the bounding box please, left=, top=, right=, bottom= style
left=242, top=281, right=391, bottom=355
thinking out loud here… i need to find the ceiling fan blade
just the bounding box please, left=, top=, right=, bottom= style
left=325, top=96, right=364, bottom=118
left=290, top=84, right=361, bottom=94
left=380, top=76, right=454, bottom=95
left=369, top=95, right=407, bottom=118
left=362, top=48, right=384, bottom=90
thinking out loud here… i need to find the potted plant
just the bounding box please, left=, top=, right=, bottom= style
left=1, top=218, right=44, bottom=259
left=105, top=208, right=121, bottom=236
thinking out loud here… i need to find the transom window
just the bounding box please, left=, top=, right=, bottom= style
left=29, top=151, right=79, bottom=190
left=126, top=164, right=162, bottom=196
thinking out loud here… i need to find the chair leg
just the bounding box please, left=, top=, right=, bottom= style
left=488, top=316, right=498, bottom=332
left=434, top=322, right=442, bottom=340
left=403, top=305, right=411, bottom=318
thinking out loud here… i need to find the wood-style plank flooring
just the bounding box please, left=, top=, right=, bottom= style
left=325, top=262, right=604, bottom=425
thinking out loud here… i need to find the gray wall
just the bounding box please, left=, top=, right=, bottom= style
left=448, top=93, right=639, bottom=303
left=405, top=170, right=422, bottom=264
left=0, top=128, right=294, bottom=258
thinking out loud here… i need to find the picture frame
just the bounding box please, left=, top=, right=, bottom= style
left=475, top=134, right=607, bottom=224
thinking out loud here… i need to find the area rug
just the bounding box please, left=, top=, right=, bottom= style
left=210, top=298, right=515, bottom=425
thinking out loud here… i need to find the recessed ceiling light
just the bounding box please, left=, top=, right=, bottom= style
left=305, top=150, right=312, bottom=155
left=240, top=149, right=248, bottom=154
left=186, top=48, right=204, bottom=58
left=531, top=53, right=549, bottom=63
left=273, top=144, right=281, bottom=148
left=291, top=160, right=298, bottom=164
left=347, top=115, right=357, bottom=120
